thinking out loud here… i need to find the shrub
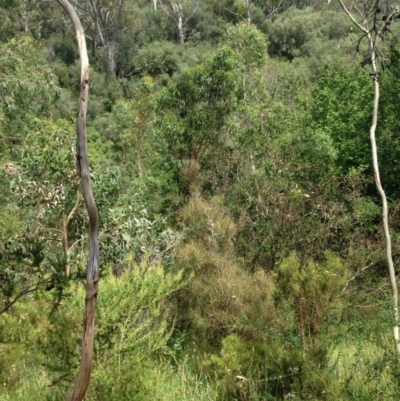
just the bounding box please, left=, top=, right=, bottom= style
left=275, top=252, right=349, bottom=345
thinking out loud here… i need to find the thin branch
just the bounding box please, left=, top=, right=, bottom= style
left=342, top=263, right=372, bottom=293
left=0, top=136, right=23, bottom=141
left=337, top=0, right=369, bottom=34
left=378, top=6, right=400, bottom=37
left=126, top=56, right=161, bottom=76
left=183, top=1, right=199, bottom=25
left=0, top=278, right=53, bottom=315
left=46, top=372, right=74, bottom=387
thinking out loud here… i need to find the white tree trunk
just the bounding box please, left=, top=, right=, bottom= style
left=245, top=0, right=251, bottom=25
left=177, top=15, right=184, bottom=44
left=368, top=39, right=400, bottom=354
left=336, top=0, right=400, bottom=356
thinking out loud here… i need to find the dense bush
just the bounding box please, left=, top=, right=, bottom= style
left=2, top=6, right=400, bottom=401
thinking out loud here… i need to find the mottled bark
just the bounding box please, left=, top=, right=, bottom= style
left=63, top=188, right=80, bottom=276
left=55, top=0, right=100, bottom=399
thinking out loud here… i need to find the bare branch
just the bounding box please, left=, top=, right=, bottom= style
left=342, top=263, right=372, bottom=293
left=0, top=277, right=53, bottom=315
left=337, top=0, right=369, bottom=34
left=183, top=0, right=199, bottom=25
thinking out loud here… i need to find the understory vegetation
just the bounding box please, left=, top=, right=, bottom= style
left=2, top=0, right=400, bottom=399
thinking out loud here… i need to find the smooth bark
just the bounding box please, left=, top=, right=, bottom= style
left=70, top=0, right=125, bottom=76
left=244, top=0, right=251, bottom=25
left=336, top=0, right=400, bottom=355
left=55, top=0, right=100, bottom=399
left=160, top=0, right=199, bottom=44
left=367, top=37, right=400, bottom=354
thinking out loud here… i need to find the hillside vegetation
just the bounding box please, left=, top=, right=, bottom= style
left=2, top=1, right=400, bottom=400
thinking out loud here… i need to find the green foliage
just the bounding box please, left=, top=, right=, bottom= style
left=0, top=258, right=189, bottom=400
left=85, top=258, right=187, bottom=399
left=0, top=36, right=59, bottom=138
left=268, top=7, right=353, bottom=61
left=154, top=25, right=268, bottom=198
left=311, top=60, right=400, bottom=198
left=0, top=118, right=76, bottom=309
left=154, top=45, right=242, bottom=197
left=1, top=119, right=80, bottom=288
left=1, top=116, right=123, bottom=299
left=0, top=294, right=72, bottom=400
left=0, top=5, right=18, bottom=43
left=206, top=330, right=327, bottom=400
left=101, top=206, right=180, bottom=272
left=224, top=155, right=342, bottom=269
left=376, top=52, right=400, bottom=196
left=9, top=119, right=77, bottom=212
left=174, top=195, right=280, bottom=348
left=327, top=340, right=400, bottom=400
left=144, top=358, right=219, bottom=401
left=96, top=76, right=155, bottom=176
left=3, top=3, right=400, bottom=401
left=275, top=252, right=349, bottom=343
left=0, top=0, right=49, bottom=43
left=209, top=334, right=267, bottom=400
left=225, top=23, right=268, bottom=66
left=311, top=65, right=372, bottom=176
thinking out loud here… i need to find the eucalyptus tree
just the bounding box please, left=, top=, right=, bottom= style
left=211, top=0, right=284, bottom=26
left=0, top=36, right=63, bottom=314
left=153, top=24, right=267, bottom=203
left=334, top=0, right=400, bottom=355
left=0, top=0, right=43, bottom=40
left=65, top=0, right=127, bottom=75
left=159, top=0, right=199, bottom=44
left=56, top=0, right=99, bottom=399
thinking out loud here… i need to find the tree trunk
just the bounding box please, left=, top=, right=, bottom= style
left=177, top=15, right=184, bottom=44
left=136, top=130, right=142, bottom=177
left=336, top=0, right=400, bottom=356
left=22, top=0, right=29, bottom=32
left=55, top=1, right=100, bottom=399
left=367, top=37, right=400, bottom=354
left=105, top=43, right=117, bottom=76
left=63, top=188, right=80, bottom=276
left=245, top=0, right=251, bottom=25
